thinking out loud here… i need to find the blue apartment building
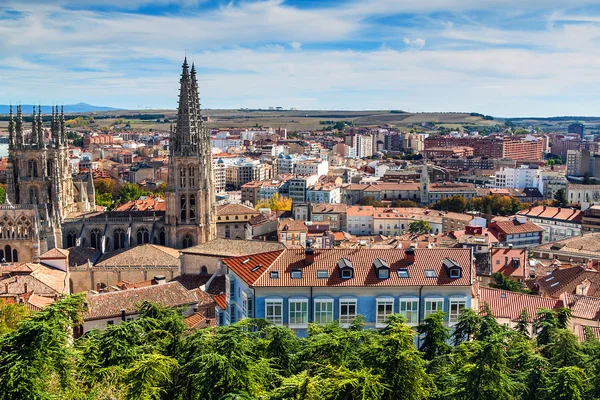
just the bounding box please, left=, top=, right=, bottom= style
left=221, top=245, right=476, bottom=336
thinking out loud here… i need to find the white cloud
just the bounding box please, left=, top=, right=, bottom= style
left=403, top=37, right=426, bottom=49
left=291, top=41, right=302, bottom=50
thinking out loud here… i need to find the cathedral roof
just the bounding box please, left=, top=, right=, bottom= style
left=95, top=244, right=180, bottom=268
left=180, top=238, right=285, bottom=257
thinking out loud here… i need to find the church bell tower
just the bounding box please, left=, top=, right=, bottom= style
left=166, top=58, right=216, bottom=248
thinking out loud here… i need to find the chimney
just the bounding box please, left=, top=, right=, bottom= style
left=154, top=275, right=166, bottom=285
left=121, top=309, right=126, bottom=321
left=4, top=283, right=7, bottom=293
left=543, top=205, right=546, bottom=211
left=96, top=283, right=101, bottom=292
left=405, top=246, right=415, bottom=264
left=305, top=240, right=315, bottom=265
left=23, top=283, right=28, bottom=294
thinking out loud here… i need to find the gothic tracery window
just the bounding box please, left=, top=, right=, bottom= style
left=182, top=233, right=193, bottom=249
left=189, top=195, right=196, bottom=222
left=113, top=228, right=126, bottom=250
left=90, top=228, right=102, bottom=250
left=28, top=159, right=39, bottom=178
left=188, top=166, right=195, bottom=187
left=180, top=195, right=187, bottom=221
left=179, top=167, right=186, bottom=187
left=66, top=230, right=78, bottom=248
left=136, top=227, right=150, bottom=245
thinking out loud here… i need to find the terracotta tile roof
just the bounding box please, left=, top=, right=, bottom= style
left=344, top=183, right=419, bottom=191
left=189, top=288, right=218, bottom=307
left=213, top=293, right=227, bottom=310
left=535, top=233, right=600, bottom=259
left=278, top=219, right=308, bottom=232
left=565, top=293, right=600, bottom=320
left=39, top=248, right=69, bottom=259
left=346, top=205, right=375, bottom=217
left=518, top=206, right=582, bottom=222
left=311, top=203, right=347, bottom=213
left=27, top=293, right=55, bottom=311
left=224, top=248, right=474, bottom=288
left=85, top=282, right=197, bottom=320
left=114, top=196, right=166, bottom=212
left=222, top=250, right=285, bottom=285
left=479, top=286, right=563, bottom=321
left=0, top=263, right=69, bottom=296
left=184, top=312, right=217, bottom=329
left=95, top=244, right=180, bottom=268
left=180, top=238, right=285, bottom=256
left=491, top=248, right=527, bottom=279
left=536, top=266, right=600, bottom=297
left=217, top=203, right=260, bottom=216
left=170, top=274, right=212, bottom=290
left=489, top=218, right=544, bottom=235
left=67, top=247, right=97, bottom=267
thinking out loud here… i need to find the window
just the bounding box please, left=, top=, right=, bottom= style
left=339, top=298, right=357, bottom=326
left=182, top=234, right=193, bottom=249
left=424, top=270, right=437, bottom=278
left=424, top=298, right=444, bottom=318
left=378, top=269, right=390, bottom=279
left=399, top=298, right=419, bottom=324
left=376, top=298, right=394, bottom=328
left=265, top=299, right=283, bottom=325
left=289, top=299, right=308, bottom=327
left=449, top=269, right=461, bottom=278
left=291, top=269, right=302, bottom=279
left=314, top=299, right=334, bottom=324
left=90, top=229, right=102, bottom=250
left=270, top=271, right=279, bottom=279
left=317, top=270, right=329, bottom=279
left=449, top=298, right=467, bottom=325
left=113, top=228, right=126, bottom=250
left=397, top=269, right=410, bottom=278
left=136, top=227, right=150, bottom=245
left=341, top=269, right=352, bottom=279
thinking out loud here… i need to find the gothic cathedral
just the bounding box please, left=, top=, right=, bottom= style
left=0, top=58, right=216, bottom=263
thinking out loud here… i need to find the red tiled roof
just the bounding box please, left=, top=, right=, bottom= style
left=214, top=293, right=227, bottom=310
left=536, top=266, right=600, bottom=297
left=564, top=293, right=600, bottom=320
left=184, top=312, right=217, bottom=329
left=576, top=325, right=600, bottom=342
left=489, top=218, right=543, bottom=235
left=517, top=206, right=582, bottom=222
left=278, top=219, right=308, bottom=232
left=224, top=248, right=474, bottom=288
left=39, top=248, right=69, bottom=259
left=479, top=286, right=563, bottom=321
left=217, top=203, right=260, bottom=215
left=85, top=282, right=197, bottom=320
left=114, top=196, right=166, bottom=212
left=222, top=250, right=285, bottom=285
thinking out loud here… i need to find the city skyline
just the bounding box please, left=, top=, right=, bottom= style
left=1, top=0, right=600, bottom=117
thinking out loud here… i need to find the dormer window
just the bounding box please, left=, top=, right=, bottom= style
left=338, top=258, right=354, bottom=279
left=373, top=258, right=390, bottom=279
left=442, top=258, right=462, bottom=279
left=511, top=258, right=520, bottom=268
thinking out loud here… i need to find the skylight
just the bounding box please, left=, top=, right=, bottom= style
left=550, top=282, right=560, bottom=287
left=251, top=264, right=262, bottom=272
left=291, top=269, right=302, bottom=279
left=397, top=269, right=410, bottom=278
left=545, top=276, right=554, bottom=282
left=317, top=270, right=329, bottom=279
left=270, top=271, right=279, bottom=279
left=425, top=270, right=437, bottom=278
left=241, top=258, right=251, bottom=264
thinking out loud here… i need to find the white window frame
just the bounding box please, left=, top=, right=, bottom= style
left=339, top=297, right=357, bottom=327
left=288, top=298, right=309, bottom=328
left=241, top=292, right=248, bottom=318
left=449, top=297, right=467, bottom=325
left=424, top=297, right=444, bottom=319
left=265, top=298, right=283, bottom=326
left=314, top=298, right=334, bottom=325
left=399, top=297, right=419, bottom=325
left=376, top=297, right=395, bottom=328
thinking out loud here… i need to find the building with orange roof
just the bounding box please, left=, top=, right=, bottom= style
left=517, top=205, right=582, bottom=243
left=222, top=245, right=476, bottom=336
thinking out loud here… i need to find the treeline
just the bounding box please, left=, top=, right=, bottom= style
left=0, top=295, right=597, bottom=400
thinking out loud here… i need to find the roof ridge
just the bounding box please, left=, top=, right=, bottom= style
left=254, top=249, right=287, bottom=282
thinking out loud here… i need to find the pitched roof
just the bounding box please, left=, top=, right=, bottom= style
left=39, top=248, right=69, bottom=259
left=564, top=293, right=600, bottom=321
left=491, top=248, right=527, bottom=279
left=224, top=248, right=473, bottom=288
left=536, top=266, right=600, bottom=297
left=489, top=218, right=543, bottom=235
left=278, top=219, right=308, bottom=232
left=535, top=233, right=600, bottom=259
left=479, top=286, right=563, bottom=321
left=180, top=238, right=285, bottom=256
left=85, top=282, right=197, bottom=320
left=95, top=244, right=180, bottom=268
left=67, top=247, right=97, bottom=267
left=217, top=203, right=260, bottom=216
left=184, top=312, right=217, bottom=329
left=517, top=206, right=582, bottom=222
left=214, top=293, right=227, bottom=309
left=311, top=203, right=347, bottom=214
left=114, top=196, right=166, bottom=212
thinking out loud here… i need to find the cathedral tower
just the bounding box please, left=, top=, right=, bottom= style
left=166, top=58, right=216, bottom=248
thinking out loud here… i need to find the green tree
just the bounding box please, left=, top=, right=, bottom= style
left=417, top=311, right=450, bottom=360
left=515, top=308, right=531, bottom=337
left=119, top=183, right=144, bottom=203
left=489, top=272, right=529, bottom=293
left=553, top=189, right=568, bottom=207
left=357, top=196, right=384, bottom=207
left=431, top=195, right=467, bottom=213
left=452, top=308, right=481, bottom=345
left=0, top=302, right=29, bottom=334
left=390, top=199, right=418, bottom=208
left=0, top=184, right=6, bottom=204
left=409, top=220, right=432, bottom=235
left=543, top=329, right=586, bottom=369
left=548, top=366, right=587, bottom=400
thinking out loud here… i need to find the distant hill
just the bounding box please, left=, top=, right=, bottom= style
left=0, top=103, right=121, bottom=114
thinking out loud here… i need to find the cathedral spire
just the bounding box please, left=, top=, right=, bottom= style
left=60, top=105, right=66, bottom=146
left=38, top=105, right=44, bottom=148
left=15, top=105, right=23, bottom=147
left=171, top=57, right=201, bottom=156
left=8, top=105, right=15, bottom=149
left=31, top=107, right=37, bottom=145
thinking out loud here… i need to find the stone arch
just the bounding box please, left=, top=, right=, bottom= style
left=66, top=230, right=78, bottom=248
left=27, top=159, right=39, bottom=178
left=113, top=228, right=126, bottom=250
left=188, top=165, right=195, bottom=187
left=181, top=233, right=193, bottom=249
left=136, top=227, right=150, bottom=245
left=200, top=266, right=208, bottom=274
left=90, top=228, right=102, bottom=249
left=0, top=215, right=14, bottom=239
left=16, top=215, right=32, bottom=239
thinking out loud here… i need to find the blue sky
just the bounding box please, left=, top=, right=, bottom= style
left=1, top=0, right=600, bottom=116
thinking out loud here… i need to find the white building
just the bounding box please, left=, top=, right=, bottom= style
left=494, top=165, right=541, bottom=189
left=306, top=183, right=341, bottom=204
left=294, top=159, right=329, bottom=177
left=277, top=153, right=298, bottom=174
left=356, top=134, right=374, bottom=158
